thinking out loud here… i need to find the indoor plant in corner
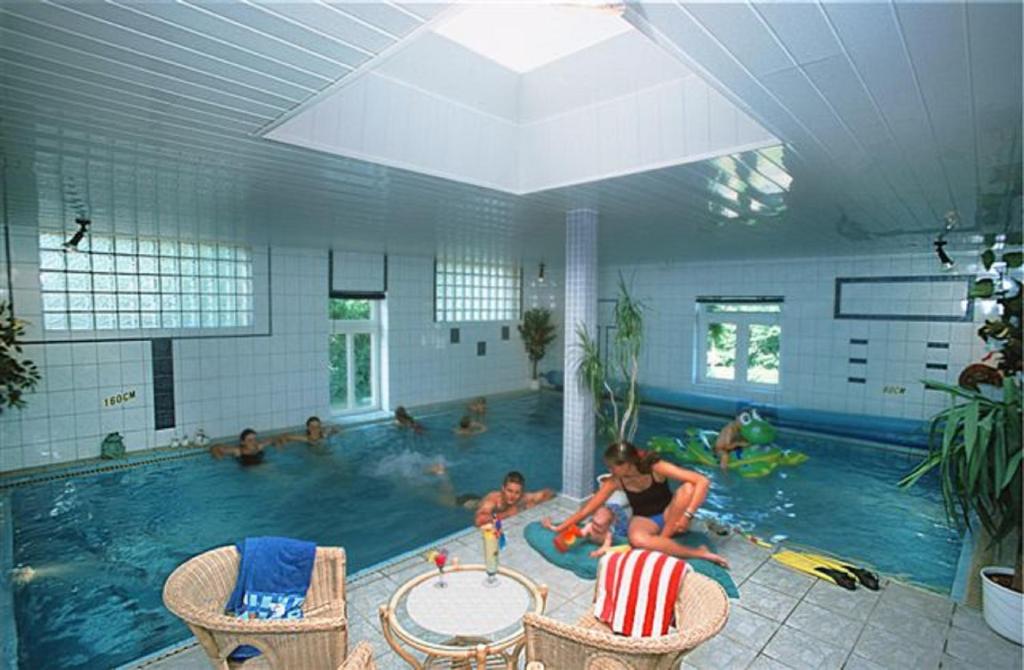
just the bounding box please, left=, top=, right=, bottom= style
left=901, top=246, right=1023, bottom=644
left=518, top=308, right=557, bottom=390
left=0, top=300, right=41, bottom=413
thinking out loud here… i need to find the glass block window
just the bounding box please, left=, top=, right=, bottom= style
left=434, top=258, right=521, bottom=322
left=38, top=231, right=254, bottom=331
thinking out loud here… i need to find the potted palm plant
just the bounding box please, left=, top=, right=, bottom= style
left=576, top=276, right=645, bottom=444
left=1, top=300, right=41, bottom=414
left=518, top=308, right=557, bottom=390
left=901, top=247, right=1022, bottom=643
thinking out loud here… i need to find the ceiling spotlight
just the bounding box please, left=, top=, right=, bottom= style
left=934, top=237, right=955, bottom=270
left=64, top=216, right=90, bottom=252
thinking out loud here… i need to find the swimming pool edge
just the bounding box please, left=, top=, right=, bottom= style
left=1, top=491, right=18, bottom=669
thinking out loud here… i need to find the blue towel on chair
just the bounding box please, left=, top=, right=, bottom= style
left=225, top=536, right=316, bottom=660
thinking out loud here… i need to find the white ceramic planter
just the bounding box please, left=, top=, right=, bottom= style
left=528, top=379, right=541, bottom=391
left=981, top=566, right=1023, bottom=645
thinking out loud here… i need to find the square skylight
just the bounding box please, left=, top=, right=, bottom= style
left=433, top=4, right=633, bottom=73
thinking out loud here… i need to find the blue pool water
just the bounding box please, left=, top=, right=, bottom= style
left=5, top=393, right=959, bottom=669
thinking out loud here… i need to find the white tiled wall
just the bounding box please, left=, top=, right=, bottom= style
left=0, top=245, right=328, bottom=472
left=600, top=253, right=988, bottom=421
left=0, top=239, right=559, bottom=473
left=384, top=254, right=560, bottom=408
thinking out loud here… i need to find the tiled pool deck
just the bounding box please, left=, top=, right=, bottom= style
left=134, top=497, right=1021, bottom=670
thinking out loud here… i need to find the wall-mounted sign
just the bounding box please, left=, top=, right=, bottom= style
left=882, top=385, right=906, bottom=395
left=103, top=389, right=138, bottom=408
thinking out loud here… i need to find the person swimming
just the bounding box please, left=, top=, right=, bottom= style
left=210, top=428, right=271, bottom=466
left=454, top=415, right=486, bottom=436
left=395, top=406, right=425, bottom=433
left=275, top=416, right=340, bottom=446
left=467, top=396, right=487, bottom=416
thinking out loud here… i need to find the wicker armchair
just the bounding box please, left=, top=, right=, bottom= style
left=339, top=641, right=377, bottom=670
left=163, top=545, right=350, bottom=670
left=523, top=571, right=729, bottom=670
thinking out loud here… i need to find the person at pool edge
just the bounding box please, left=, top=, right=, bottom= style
left=275, top=416, right=340, bottom=446
left=543, top=442, right=729, bottom=567
left=473, top=471, right=555, bottom=527
left=210, top=428, right=273, bottom=465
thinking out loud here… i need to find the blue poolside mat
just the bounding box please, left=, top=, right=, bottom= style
left=524, top=521, right=739, bottom=598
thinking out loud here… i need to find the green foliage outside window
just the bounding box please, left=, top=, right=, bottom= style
left=747, top=324, right=781, bottom=383
left=329, top=298, right=371, bottom=320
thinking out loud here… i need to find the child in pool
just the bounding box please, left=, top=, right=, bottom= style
left=395, top=406, right=425, bottom=433
left=454, top=415, right=486, bottom=436
left=714, top=413, right=749, bottom=470
left=467, top=396, right=487, bottom=416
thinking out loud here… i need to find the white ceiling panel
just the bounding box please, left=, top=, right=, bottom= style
left=752, top=3, right=842, bottom=66
left=0, top=0, right=1019, bottom=268
left=683, top=2, right=793, bottom=76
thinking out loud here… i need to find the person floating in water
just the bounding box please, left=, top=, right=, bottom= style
left=394, top=406, right=425, bottom=433
left=473, top=471, right=555, bottom=527
left=210, top=428, right=272, bottom=465
left=714, top=411, right=751, bottom=470
left=275, top=416, right=340, bottom=446
left=454, top=415, right=486, bottom=436
left=545, top=442, right=729, bottom=567
left=467, top=396, right=487, bottom=416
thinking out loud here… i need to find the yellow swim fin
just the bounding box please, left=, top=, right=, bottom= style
left=772, top=550, right=858, bottom=590
left=793, top=551, right=880, bottom=590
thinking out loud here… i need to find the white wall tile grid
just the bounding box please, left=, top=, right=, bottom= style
left=561, top=210, right=598, bottom=499
left=601, top=252, right=988, bottom=423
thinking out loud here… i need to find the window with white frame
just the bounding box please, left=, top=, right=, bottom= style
left=434, top=257, right=521, bottom=322
left=329, top=298, right=380, bottom=413
left=696, top=298, right=782, bottom=386
left=38, top=231, right=253, bottom=331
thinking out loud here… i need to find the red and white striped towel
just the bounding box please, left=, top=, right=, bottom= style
left=593, top=549, right=690, bottom=637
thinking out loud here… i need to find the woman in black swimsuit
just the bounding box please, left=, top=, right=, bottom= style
left=545, top=442, right=728, bottom=567
left=210, top=428, right=272, bottom=466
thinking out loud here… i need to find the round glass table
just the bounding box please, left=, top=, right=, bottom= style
left=379, top=564, right=548, bottom=669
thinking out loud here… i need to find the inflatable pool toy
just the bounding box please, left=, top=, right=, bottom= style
left=553, top=525, right=583, bottom=553
left=648, top=414, right=807, bottom=479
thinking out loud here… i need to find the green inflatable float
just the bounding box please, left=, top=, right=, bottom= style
left=649, top=410, right=807, bottom=478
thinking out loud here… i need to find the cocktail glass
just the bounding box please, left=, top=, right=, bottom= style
left=482, top=525, right=500, bottom=587
left=434, top=550, right=448, bottom=589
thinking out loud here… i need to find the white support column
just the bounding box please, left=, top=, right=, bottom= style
left=562, top=209, right=598, bottom=500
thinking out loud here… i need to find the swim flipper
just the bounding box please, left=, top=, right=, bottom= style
left=801, top=552, right=880, bottom=590
left=813, top=567, right=857, bottom=591
left=772, top=549, right=862, bottom=591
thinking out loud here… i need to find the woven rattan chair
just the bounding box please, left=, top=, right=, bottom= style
left=163, top=545, right=350, bottom=670
left=523, top=571, right=729, bottom=670
left=339, top=641, right=377, bottom=670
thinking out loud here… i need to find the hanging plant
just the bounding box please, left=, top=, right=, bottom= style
left=0, top=300, right=41, bottom=413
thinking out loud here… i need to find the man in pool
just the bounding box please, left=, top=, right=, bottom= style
left=473, top=471, right=555, bottom=527
left=210, top=428, right=273, bottom=466
left=395, top=406, right=425, bottom=433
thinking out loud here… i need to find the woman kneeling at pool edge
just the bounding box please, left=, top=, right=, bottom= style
left=543, top=441, right=729, bottom=567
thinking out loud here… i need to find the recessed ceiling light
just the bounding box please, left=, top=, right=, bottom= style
left=433, top=4, right=632, bottom=73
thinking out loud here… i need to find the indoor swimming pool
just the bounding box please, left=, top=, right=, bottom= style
left=4, top=393, right=960, bottom=669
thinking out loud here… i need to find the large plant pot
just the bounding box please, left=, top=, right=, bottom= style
left=528, top=379, right=541, bottom=391
left=981, top=566, right=1023, bottom=645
